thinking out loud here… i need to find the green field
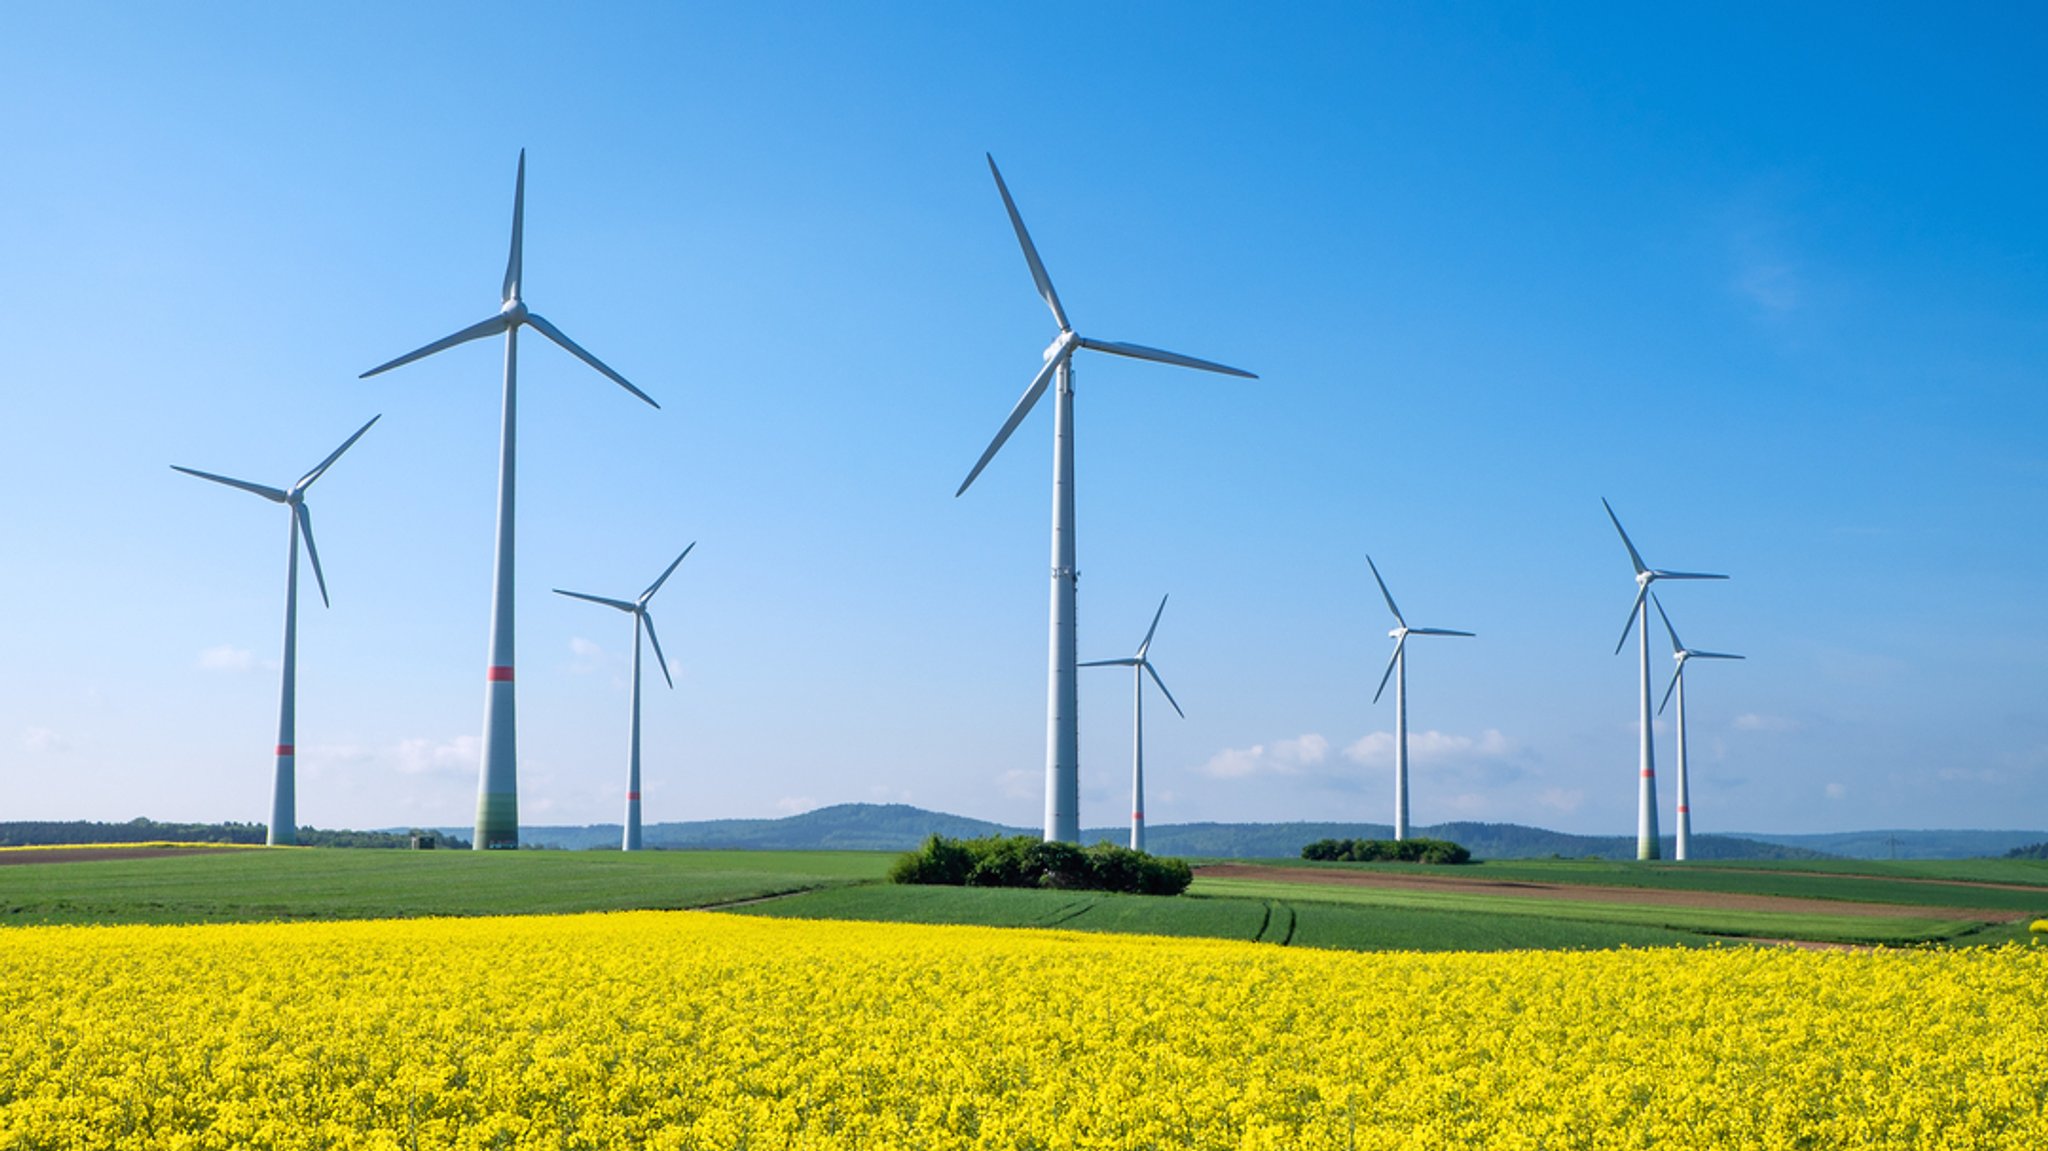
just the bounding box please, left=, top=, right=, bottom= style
left=2, top=845, right=2042, bottom=951
left=1273, top=857, right=2048, bottom=912
left=0, top=846, right=890, bottom=926
left=1192, top=877, right=1972, bottom=945
left=731, top=882, right=1710, bottom=950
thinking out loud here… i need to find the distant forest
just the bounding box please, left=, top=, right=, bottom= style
left=2004, top=841, right=2048, bottom=860
left=0, top=818, right=467, bottom=850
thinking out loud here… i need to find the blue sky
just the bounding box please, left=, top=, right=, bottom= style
left=1, top=3, right=2042, bottom=836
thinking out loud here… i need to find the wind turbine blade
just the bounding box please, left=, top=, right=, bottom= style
left=1614, top=587, right=1646, bottom=655
left=1078, top=658, right=1138, bottom=668
left=503, top=149, right=525, bottom=305
left=1652, top=593, right=1684, bottom=655
left=170, top=466, right=288, bottom=503
left=296, top=414, right=381, bottom=492
left=525, top=312, right=659, bottom=409
left=296, top=503, right=330, bottom=608
left=1659, top=666, right=1681, bottom=716
left=985, top=154, right=1068, bottom=331
left=642, top=611, right=674, bottom=690
left=1076, top=337, right=1255, bottom=378
left=1372, top=639, right=1402, bottom=704
left=1649, top=569, right=1729, bottom=581
left=641, top=541, right=696, bottom=603
left=1692, top=650, right=1745, bottom=661
left=553, top=589, right=637, bottom=612
left=359, top=313, right=508, bottom=378
left=955, top=350, right=1063, bottom=497
left=1601, top=497, right=1649, bottom=576
left=1137, top=594, right=1169, bottom=658
left=1412, top=628, right=1475, bottom=637
left=1144, top=660, right=1185, bottom=719
left=1365, top=555, right=1405, bottom=627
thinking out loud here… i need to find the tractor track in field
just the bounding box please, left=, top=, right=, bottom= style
left=690, top=888, right=822, bottom=912
left=1194, top=863, right=2032, bottom=922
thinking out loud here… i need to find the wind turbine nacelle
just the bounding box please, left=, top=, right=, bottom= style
left=500, top=298, right=529, bottom=322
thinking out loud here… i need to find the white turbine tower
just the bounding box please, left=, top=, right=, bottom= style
left=1366, top=556, right=1473, bottom=841
left=956, top=154, right=1254, bottom=844
left=554, top=543, right=693, bottom=852
left=1653, top=594, right=1743, bottom=862
left=1079, top=594, right=1184, bottom=853
left=173, top=415, right=379, bottom=847
left=362, top=150, right=657, bottom=850
left=1602, top=498, right=1726, bottom=861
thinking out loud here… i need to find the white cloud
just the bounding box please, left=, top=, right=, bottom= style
left=1537, top=787, right=1585, bottom=814
left=394, top=735, right=480, bottom=777
left=567, top=636, right=604, bottom=674
left=196, top=644, right=257, bottom=672
left=1735, top=256, right=1799, bottom=313
left=23, top=727, right=66, bottom=753
left=776, top=795, right=818, bottom=815
left=1199, top=734, right=1329, bottom=779
left=1733, top=713, right=1798, bottom=733
left=1343, top=728, right=1515, bottom=768
left=1824, top=782, right=1848, bottom=801
left=296, top=743, right=375, bottom=780
left=1723, top=191, right=1805, bottom=317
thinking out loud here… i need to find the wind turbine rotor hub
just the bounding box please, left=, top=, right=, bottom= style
left=501, top=298, right=529, bottom=323
left=1389, top=627, right=1406, bottom=640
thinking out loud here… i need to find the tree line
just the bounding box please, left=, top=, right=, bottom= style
left=0, top=817, right=468, bottom=849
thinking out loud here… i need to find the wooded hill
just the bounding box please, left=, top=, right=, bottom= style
left=10, top=805, right=2041, bottom=860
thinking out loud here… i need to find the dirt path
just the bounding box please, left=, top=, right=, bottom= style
left=1195, top=863, right=2030, bottom=922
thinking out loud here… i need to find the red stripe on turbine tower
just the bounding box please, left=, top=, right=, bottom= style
left=486, top=666, right=515, bottom=682
left=626, top=792, right=640, bottom=802
left=1641, top=769, right=1655, bottom=778
left=276, top=745, right=294, bottom=756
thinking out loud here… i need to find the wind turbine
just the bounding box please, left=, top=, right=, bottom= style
left=554, top=543, right=693, bottom=852
left=1079, top=594, right=1184, bottom=853
left=956, top=154, right=1254, bottom=844
left=1653, top=594, right=1743, bottom=862
left=362, top=150, right=657, bottom=850
left=173, top=415, right=379, bottom=847
left=1366, top=556, right=1474, bottom=841
left=1602, top=498, right=1726, bottom=861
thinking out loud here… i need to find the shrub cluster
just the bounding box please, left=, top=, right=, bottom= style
left=890, top=835, right=1192, bottom=895
left=1301, top=837, right=1471, bottom=864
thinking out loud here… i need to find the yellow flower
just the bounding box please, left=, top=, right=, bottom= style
left=0, top=913, right=2042, bottom=1148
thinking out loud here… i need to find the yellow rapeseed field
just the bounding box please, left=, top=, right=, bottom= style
left=0, top=912, right=2042, bottom=1149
